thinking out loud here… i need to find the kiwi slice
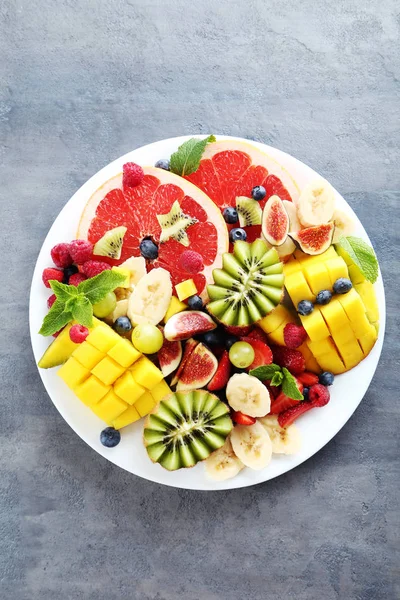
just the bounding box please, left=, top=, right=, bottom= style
left=206, top=239, right=284, bottom=327
left=93, top=226, right=127, bottom=260
left=236, top=196, right=262, bottom=227
left=157, top=200, right=198, bottom=247
left=144, top=390, right=232, bottom=470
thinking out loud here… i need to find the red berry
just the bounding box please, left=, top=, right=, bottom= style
left=241, top=337, right=273, bottom=370
left=278, top=403, right=312, bottom=428
left=270, top=392, right=301, bottom=415
left=246, top=328, right=270, bottom=344
left=68, top=239, right=93, bottom=265
left=297, top=372, right=319, bottom=387
left=224, top=324, right=252, bottom=337
left=69, top=324, right=90, bottom=343
left=42, top=267, right=64, bottom=288
left=308, top=383, right=330, bottom=407
left=283, top=323, right=307, bottom=349
left=69, top=273, right=87, bottom=286
left=178, top=250, right=204, bottom=274
left=271, top=346, right=306, bottom=375
left=47, top=294, right=57, bottom=309
left=50, top=243, right=73, bottom=268
left=81, top=260, right=111, bottom=278
left=53, top=330, right=61, bottom=338
left=265, top=383, right=280, bottom=399
left=207, top=350, right=231, bottom=391
left=232, top=411, right=256, bottom=426
left=123, top=162, right=144, bottom=189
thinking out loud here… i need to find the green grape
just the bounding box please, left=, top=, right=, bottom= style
left=229, top=341, right=255, bottom=369
left=131, top=323, right=164, bottom=354
left=93, top=292, right=117, bottom=318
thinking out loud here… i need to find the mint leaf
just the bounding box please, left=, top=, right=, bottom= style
left=50, top=280, right=78, bottom=301
left=170, top=135, right=216, bottom=176
left=39, top=300, right=72, bottom=336
left=281, top=368, right=304, bottom=400
left=71, top=297, right=93, bottom=328
left=335, top=236, right=378, bottom=283
left=271, top=371, right=284, bottom=386
left=249, top=364, right=281, bottom=381
left=77, top=270, right=126, bottom=304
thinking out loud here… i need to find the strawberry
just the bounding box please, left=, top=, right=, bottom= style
left=207, top=350, right=231, bottom=391
left=278, top=383, right=330, bottom=427
left=231, top=411, right=256, bottom=426
left=271, top=345, right=306, bottom=375
left=246, top=328, right=270, bottom=345
left=297, top=372, right=319, bottom=387
left=266, top=383, right=280, bottom=399
left=224, top=324, right=252, bottom=337
left=270, top=393, right=301, bottom=414
left=241, top=337, right=273, bottom=369
left=283, top=323, right=307, bottom=349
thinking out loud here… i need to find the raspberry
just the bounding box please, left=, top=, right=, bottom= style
left=69, top=324, right=90, bottom=343
left=283, top=323, right=307, bottom=349
left=69, top=273, right=87, bottom=286
left=178, top=250, right=204, bottom=274
left=123, top=162, right=144, bottom=189
left=246, top=328, right=270, bottom=344
left=68, top=239, right=93, bottom=265
left=42, top=267, right=64, bottom=288
left=51, top=243, right=73, bottom=268
left=271, top=345, right=306, bottom=375
left=308, top=383, right=330, bottom=407
left=47, top=294, right=57, bottom=309
left=81, top=260, right=111, bottom=278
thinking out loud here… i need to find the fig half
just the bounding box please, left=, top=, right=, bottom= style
left=164, top=310, right=217, bottom=342
left=262, top=195, right=289, bottom=246
left=290, top=222, right=335, bottom=255
left=157, top=328, right=182, bottom=377
left=176, top=343, right=218, bottom=391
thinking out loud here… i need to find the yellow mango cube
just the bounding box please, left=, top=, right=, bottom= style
left=91, top=390, right=128, bottom=425
left=107, top=339, right=141, bottom=368
left=151, top=379, right=172, bottom=403
left=258, top=305, right=293, bottom=334
left=267, top=321, right=287, bottom=346
left=319, top=299, right=350, bottom=330
left=331, top=323, right=357, bottom=347
left=348, top=264, right=365, bottom=285
left=297, top=341, right=321, bottom=373
left=72, top=343, right=105, bottom=370
left=355, top=282, right=379, bottom=323
left=282, top=259, right=302, bottom=276
left=303, top=262, right=332, bottom=295
left=325, top=257, right=349, bottom=286
left=111, top=267, right=131, bottom=288
left=307, top=337, right=337, bottom=356
left=164, top=296, right=187, bottom=323
left=112, top=405, right=141, bottom=429
left=175, top=279, right=198, bottom=302
left=135, top=391, right=156, bottom=417
left=130, top=357, right=163, bottom=389
left=316, top=351, right=347, bottom=374
left=300, top=307, right=330, bottom=342
left=285, top=271, right=315, bottom=306
left=114, top=371, right=145, bottom=405
left=339, top=290, right=371, bottom=338
left=358, top=326, right=377, bottom=355
left=91, top=356, right=126, bottom=386
left=295, top=246, right=337, bottom=265
left=74, top=376, right=111, bottom=406
left=86, top=325, right=120, bottom=353
left=338, top=339, right=364, bottom=369
left=57, top=358, right=90, bottom=389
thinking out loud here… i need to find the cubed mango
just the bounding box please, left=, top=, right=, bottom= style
left=135, top=391, right=156, bottom=417
left=107, top=339, right=141, bottom=368
left=355, top=282, right=379, bottom=323
left=325, top=257, right=349, bottom=286
left=86, top=325, right=120, bottom=353
left=319, top=299, right=350, bottom=330
left=258, top=305, right=293, bottom=334
left=91, top=356, right=126, bottom=386
left=74, top=376, right=111, bottom=406
left=338, top=339, right=364, bottom=369
left=114, top=371, right=145, bottom=405
left=316, top=351, right=347, bottom=374
left=282, top=259, right=302, bottom=276
left=91, top=390, right=128, bottom=425
left=164, top=296, right=187, bottom=323
left=130, top=357, right=163, bottom=389
left=303, top=262, right=332, bottom=295
left=151, top=379, right=172, bottom=403
left=57, top=358, right=90, bottom=389
left=358, top=326, right=378, bottom=355
left=112, top=405, right=141, bottom=429
left=348, top=264, right=365, bottom=285
left=72, top=343, right=105, bottom=370
left=285, top=271, right=315, bottom=306
left=300, top=307, right=330, bottom=342
left=175, top=279, right=198, bottom=301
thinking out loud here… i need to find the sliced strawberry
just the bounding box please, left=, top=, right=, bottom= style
left=241, top=337, right=273, bottom=370
left=232, top=411, right=256, bottom=426
left=224, top=324, right=252, bottom=337
left=270, top=392, right=301, bottom=414
left=297, top=372, right=319, bottom=387
left=207, top=350, right=231, bottom=391
left=246, top=327, right=270, bottom=344
left=265, top=383, right=280, bottom=399
left=278, top=383, right=330, bottom=427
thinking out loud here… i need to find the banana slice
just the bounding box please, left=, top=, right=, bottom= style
left=127, top=268, right=172, bottom=326
left=111, top=299, right=129, bottom=321
left=283, top=200, right=301, bottom=233
left=258, top=415, right=301, bottom=455
left=297, top=177, right=335, bottom=227
left=331, top=209, right=355, bottom=243
left=205, top=437, right=244, bottom=481
left=226, top=373, right=271, bottom=418
left=230, top=422, right=272, bottom=470
left=119, top=256, right=147, bottom=289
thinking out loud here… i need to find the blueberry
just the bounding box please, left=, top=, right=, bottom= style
left=200, top=329, right=224, bottom=346
left=225, top=334, right=239, bottom=350
left=100, top=427, right=121, bottom=448
left=316, top=289, right=333, bottom=305
left=63, top=264, right=79, bottom=283
left=229, top=228, right=247, bottom=243
left=140, top=238, right=159, bottom=260
left=319, top=371, right=334, bottom=386
left=155, top=159, right=170, bottom=171
left=113, top=316, right=132, bottom=334
left=187, top=295, right=203, bottom=310
left=251, top=185, right=266, bottom=201
left=303, top=387, right=309, bottom=400
left=297, top=300, right=314, bottom=316
left=333, top=278, right=352, bottom=294
left=223, top=207, right=239, bottom=224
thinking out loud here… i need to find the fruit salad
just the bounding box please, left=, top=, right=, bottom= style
left=37, top=136, right=380, bottom=481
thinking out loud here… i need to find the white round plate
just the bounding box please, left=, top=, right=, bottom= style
left=30, top=136, right=385, bottom=490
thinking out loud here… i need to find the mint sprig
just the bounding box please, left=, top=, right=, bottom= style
left=335, top=236, right=378, bottom=284
left=281, top=368, right=304, bottom=400
left=170, top=135, right=216, bottom=176
left=250, top=364, right=303, bottom=400
left=39, top=270, right=126, bottom=336
left=249, top=364, right=281, bottom=381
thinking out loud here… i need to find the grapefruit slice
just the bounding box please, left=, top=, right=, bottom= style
left=185, top=139, right=300, bottom=242
left=77, top=167, right=229, bottom=300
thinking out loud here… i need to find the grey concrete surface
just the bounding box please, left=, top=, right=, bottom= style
left=1, top=1, right=399, bottom=599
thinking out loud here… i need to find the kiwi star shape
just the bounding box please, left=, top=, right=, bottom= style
left=156, top=200, right=198, bottom=247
